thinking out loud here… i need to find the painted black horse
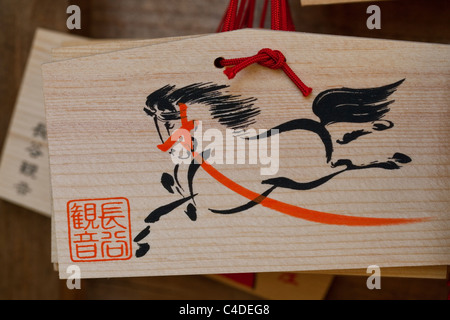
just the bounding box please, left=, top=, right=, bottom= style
left=134, top=80, right=412, bottom=257
left=144, top=80, right=410, bottom=194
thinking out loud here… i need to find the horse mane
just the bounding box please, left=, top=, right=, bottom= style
left=145, top=83, right=260, bottom=130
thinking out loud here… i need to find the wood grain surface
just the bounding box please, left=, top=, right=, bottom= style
left=51, top=36, right=448, bottom=300
left=51, top=37, right=449, bottom=283
left=43, top=29, right=450, bottom=279
left=30, top=31, right=334, bottom=301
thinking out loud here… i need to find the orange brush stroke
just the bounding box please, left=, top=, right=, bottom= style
left=198, top=157, right=427, bottom=226
left=157, top=103, right=196, bottom=152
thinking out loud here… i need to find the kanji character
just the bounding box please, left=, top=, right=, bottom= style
left=19, top=161, right=38, bottom=179
left=26, top=142, right=43, bottom=159
left=33, top=123, right=47, bottom=140
left=15, top=181, right=31, bottom=196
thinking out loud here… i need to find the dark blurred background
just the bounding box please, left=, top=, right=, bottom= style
left=0, top=0, right=449, bottom=300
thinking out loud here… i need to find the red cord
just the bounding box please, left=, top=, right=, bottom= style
left=221, top=0, right=239, bottom=32
left=271, top=0, right=282, bottom=30
left=219, top=0, right=295, bottom=32
left=246, top=0, right=256, bottom=28
left=236, top=0, right=247, bottom=28
left=216, top=3, right=310, bottom=97
left=285, top=0, right=296, bottom=31
left=259, top=0, right=269, bottom=28
left=219, top=48, right=312, bottom=97
left=272, top=0, right=296, bottom=31
left=239, top=0, right=256, bottom=29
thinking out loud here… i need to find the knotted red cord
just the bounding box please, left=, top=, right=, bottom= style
left=217, top=2, right=310, bottom=96
left=218, top=48, right=312, bottom=97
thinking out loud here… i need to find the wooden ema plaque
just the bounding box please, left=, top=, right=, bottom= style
left=42, top=29, right=450, bottom=279
left=7, top=30, right=334, bottom=298
left=0, top=29, right=84, bottom=216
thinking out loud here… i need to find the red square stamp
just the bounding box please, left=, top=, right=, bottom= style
left=67, top=197, right=132, bottom=262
